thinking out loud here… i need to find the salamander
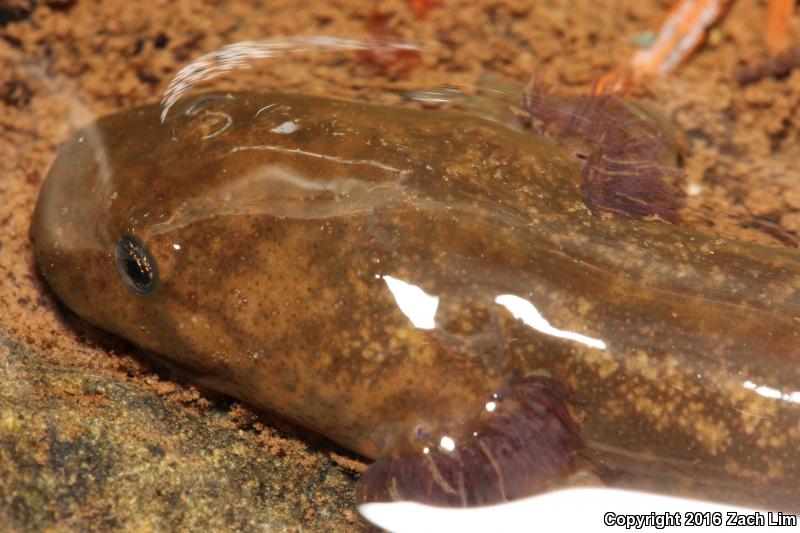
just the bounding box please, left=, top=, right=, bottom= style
left=30, top=88, right=800, bottom=511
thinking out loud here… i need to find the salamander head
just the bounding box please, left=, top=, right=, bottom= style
left=29, top=93, right=391, bottom=374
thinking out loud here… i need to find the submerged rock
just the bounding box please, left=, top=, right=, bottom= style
left=0, top=332, right=364, bottom=532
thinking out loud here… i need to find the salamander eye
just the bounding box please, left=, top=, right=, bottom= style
left=115, top=236, right=157, bottom=294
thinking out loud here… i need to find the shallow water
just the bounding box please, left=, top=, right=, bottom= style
left=3, top=2, right=792, bottom=528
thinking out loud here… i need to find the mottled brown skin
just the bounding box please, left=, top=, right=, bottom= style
left=30, top=92, right=800, bottom=510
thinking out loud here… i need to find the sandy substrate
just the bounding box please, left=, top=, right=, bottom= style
left=1, top=0, right=799, bottom=530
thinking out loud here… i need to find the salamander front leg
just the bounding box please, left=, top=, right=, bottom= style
left=355, top=375, right=596, bottom=507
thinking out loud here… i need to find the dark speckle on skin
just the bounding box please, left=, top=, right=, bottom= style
left=29, top=90, right=800, bottom=511
left=147, top=444, right=166, bottom=457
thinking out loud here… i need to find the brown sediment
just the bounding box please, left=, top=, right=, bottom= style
left=359, top=7, right=424, bottom=76
left=736, top=47, right=800, bottom=85
left=1, top=0, right=800, bottom=530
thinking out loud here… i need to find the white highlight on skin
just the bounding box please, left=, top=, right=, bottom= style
left=171, top=94, right=236, bottom=142
left=254, top=103, right=280, bottom=117
left=199, top=111, right=233, bottom=139
left=358, top=487, right=760, bottom=533
left=160, top=36, right=421, bottom=122
left=271, top=120, right=300, bottom=134
left=439, top=436, right=455, bottom=452
left=494, top=294, right=607, bottom=350
left=382, top=276, right=439, bottom=330
left=743, top=380, right=800, bottom=404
